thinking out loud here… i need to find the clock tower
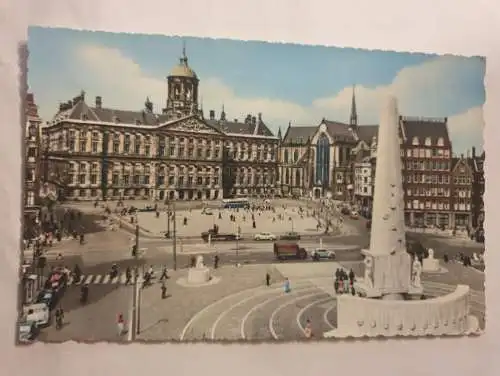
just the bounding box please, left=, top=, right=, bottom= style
left=164, top=42, right=199, bottom=119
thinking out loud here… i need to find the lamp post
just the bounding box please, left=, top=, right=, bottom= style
left=165, top=199, right=177, bottom=270
left=130, top=222, right=141, bottom=339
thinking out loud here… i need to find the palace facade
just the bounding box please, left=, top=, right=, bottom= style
left=41, top=49, right=279, bottom=201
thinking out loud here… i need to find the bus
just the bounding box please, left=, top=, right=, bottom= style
left=222, top=198, right=250, bottom=209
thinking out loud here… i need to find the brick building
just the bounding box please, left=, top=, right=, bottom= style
left=24, top=93, right=43, bottom=238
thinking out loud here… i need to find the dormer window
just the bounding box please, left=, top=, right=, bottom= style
left=81, top=113, right=88, bottom=121
left=437, top=137, right=444, bottom=146
left=412, top=137, right=419, bottom=146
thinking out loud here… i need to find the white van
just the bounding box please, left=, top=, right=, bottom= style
left=23, top=303, right=50, bottom=327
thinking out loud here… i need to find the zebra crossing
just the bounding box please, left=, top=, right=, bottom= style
left=66, top=270, right=163, bottom=286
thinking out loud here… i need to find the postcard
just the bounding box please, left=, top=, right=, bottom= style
left=19, top=27, right=485, bottom=343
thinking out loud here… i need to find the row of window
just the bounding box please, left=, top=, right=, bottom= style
left=405, top=148, right=450, bottom=158
left=406, top=200, right=450, bottom=210
left=68, top=173, right=221, bottom=187
left=407, top=187, right=451, bottom=197
left=411, top=136, right=445, bottom=147
left=406, top=174, right=451, bottom=184
left=405, top=160, right=450, bottom=171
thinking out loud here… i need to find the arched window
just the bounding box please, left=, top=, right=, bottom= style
left=284, top=150, right=289, bottom=163
left=285, top=169, right=290, bottom=185
left=437, top=137, right=444, bottom=146
left=315, top=134, right=330, bottom=186
left=293, top=150, right=299, bottom=163
left=295, top=169, right=301, bottom=185
left=412, top=137, right=419, bottom=146
left=424, top=137, right=431, bottom=146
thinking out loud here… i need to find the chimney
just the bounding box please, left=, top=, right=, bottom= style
left=209, top=110, right=215, bottom=120
left=234, top=119, right=238, bottom=123
left=472, top=147, right=476, bottom=158
left=258, top=112, right=262, bottom=122
left=95, top=96, right=102, bottom=109
left=251, top=116, right=256, bottom=125
left=245, top=114, right=252, bottom=124
left=461, top=153, right=464, bottom=159
left=467, top=150, right=470, bottom=158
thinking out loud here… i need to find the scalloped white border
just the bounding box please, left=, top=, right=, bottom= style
left=1, top=1, right=498, bottom=375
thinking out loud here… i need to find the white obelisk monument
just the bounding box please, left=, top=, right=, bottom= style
left=355, top=96, right=419, bottom=300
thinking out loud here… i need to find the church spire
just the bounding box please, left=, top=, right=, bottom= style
left=277, top=127, right=282, bottom=140
left=220, top=104, right=226, bottom=121
left=350, top=85, right=358, bottom=127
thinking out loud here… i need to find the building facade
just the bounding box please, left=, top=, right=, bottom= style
left=24, top=93, right=42, bottom=238
left=41, top=49, right=278, bottom=202
left=450, top=155, right=474, bottom=229
left=400, top=117, right=453, bottom=228
left=471, top=147, right=485, bottom=229
left=278, top=88, right=359, bottom=200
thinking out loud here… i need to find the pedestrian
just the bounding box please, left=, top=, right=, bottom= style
left=304, top=319, right=313, bottom=339
left=349, top=269, right=355, bottom=284
left=161, top=282, right=167, bottom=299
left=284, top=277, right=291, bottom=293
left=159, top=265, right=169, bottom=281
left=125, top=267, right=132, bottom=285
left=214, top=254, right=219, bottom=269
left=265, top=272, right=271, bottom=286
left=117, top=313, right=125, bottom=336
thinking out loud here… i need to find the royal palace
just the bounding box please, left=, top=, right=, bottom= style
left=41, top=48, right=279, bottom=202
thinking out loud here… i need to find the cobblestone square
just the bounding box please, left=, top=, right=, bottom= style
left=137, top=206, right=324, bottom=237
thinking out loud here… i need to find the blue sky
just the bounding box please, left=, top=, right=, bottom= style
left=28, top=27, right=485, bottom=154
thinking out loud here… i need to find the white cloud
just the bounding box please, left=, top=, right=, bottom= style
left=72, top=44, right=484, bottom=153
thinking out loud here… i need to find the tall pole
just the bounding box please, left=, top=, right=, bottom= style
left=166, top=200, right=171, bottom=238
left=131, top=224, right=139, bottom=340
left=172, top=201, right=177, bottom=271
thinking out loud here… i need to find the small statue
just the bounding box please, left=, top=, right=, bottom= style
left=195, top=255, right=204, bottom=268
left=364, top=257, right=373, bottom=289
left=412, top=258, right=422, bottom=288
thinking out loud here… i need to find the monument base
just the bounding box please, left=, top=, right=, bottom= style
left=187, top=267, right=211, bottom=285
left=324, top=285, right=478, bottom=338
left=422, top=258, right=441, bottom=272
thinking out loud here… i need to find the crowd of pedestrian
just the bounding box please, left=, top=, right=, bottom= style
left=334, top=268, right=356, bottom=295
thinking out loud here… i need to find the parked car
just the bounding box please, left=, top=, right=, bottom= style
left=36, top=289, right=57, bottom=310
left=201, top=208, right=213, bottom=215
left=254, top=232, right=277, bottom=241
left=18, top=320, right=39, bottom=344
left=310, top=248, right=336, bottom=261
left=280, top=232, right=301, bottom=241
left=23, top=303, right=50, bottom=327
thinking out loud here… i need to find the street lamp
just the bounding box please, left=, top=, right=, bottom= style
left=165, top=199, right=178, bottom=271
left=289, top=217, right=294, bottom=233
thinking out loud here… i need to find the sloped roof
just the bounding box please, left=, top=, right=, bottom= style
left=205, top=119, right=275, bottom=137
left=400, top=117, right=450, bottom=146
left=282, top=126, right=316, bottom=145
left=323, top=120, right=355, bottom=141
left=355, top=125, right=379, bottom=143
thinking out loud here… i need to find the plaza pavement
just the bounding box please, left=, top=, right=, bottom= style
left=38, top=255, right=485, bottom=343
left=134, top=207, right=324, bottom=238
left=38, top=284, right=131, bottom=343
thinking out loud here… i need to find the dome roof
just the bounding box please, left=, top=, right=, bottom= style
left=169, top=55, right=197, bottom=79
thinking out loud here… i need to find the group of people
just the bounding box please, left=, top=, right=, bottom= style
left=334, top=268, right=356, bottom=295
